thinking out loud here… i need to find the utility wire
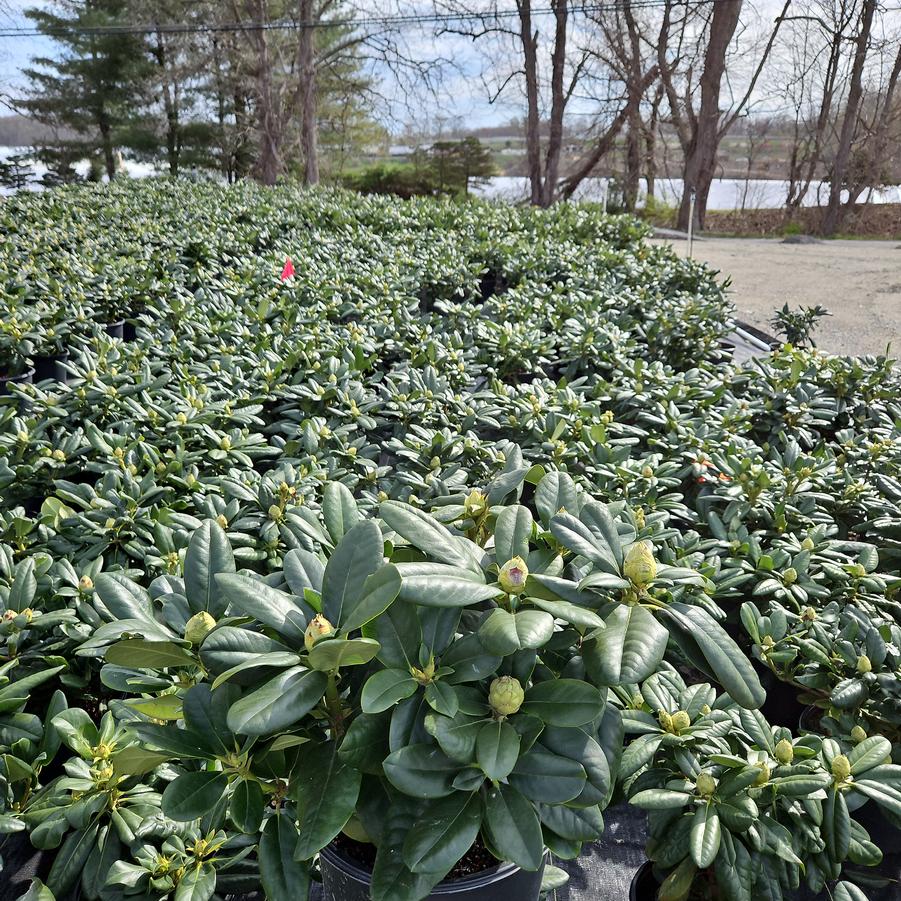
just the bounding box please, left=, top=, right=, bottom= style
left=0, top=0, right=744, bottom=38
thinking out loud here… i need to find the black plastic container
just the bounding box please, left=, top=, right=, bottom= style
left=629, top=861, right=658, bottom=900
left=122, top=319, right=138, bottom=342
left=33, top=352, right=69, bottom=383
left=319, top=843, right=546, bottom=901
left=104, top=320, right=125, bottom=340
left=0, top=367, right=34, bottom=396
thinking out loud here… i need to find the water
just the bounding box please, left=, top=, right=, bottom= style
left=475, top=175, right=901, bottom=210
left=2, top=147, right=899, bottom=209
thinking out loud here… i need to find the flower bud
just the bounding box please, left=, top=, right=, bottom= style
left=489, top=676, right=524, bottom=717
left=624, top=541, right=657, bottom=588
left=464, top=489, right=487, bottom=519
left=802, top=607, right=817, bottom=622
left=801, top=537, right=815, bottom=551
left=304, top=614, right=335, bottom=651
left=696, top=772, right=717, bottom=797
left=783, top=568, right=798, bottom=585
left=671, top=710, right=691, bottom=733
left=79, top=575, right=94, bottom=592
left=658, top=710, right=673, bottom=732
left=856, top=655, right=872, bottom=674
left=268, top=504, right=283, bottom=521
left=754, top=763, right=770, bottom=786
left=831, top=754, right=852, bottom=781
left=220, top=435, right=232, bottom=451
left=499, top=556, right=529, bottom=594
left=185, top=612, right=216, bottom=645
left=851, top=725, right=867, bottom=744
left=216, top=514, right=228, bottom=529
left=775, top=740, right=794, bottom=765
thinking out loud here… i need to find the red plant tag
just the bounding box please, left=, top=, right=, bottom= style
left=280, top=257, right=295, bottom=280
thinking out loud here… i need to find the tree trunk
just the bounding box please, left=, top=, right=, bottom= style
left=539, top=0, right=567, bottom=207
left=822, top=0, right=877, bottom=235
left=154, top=28, right=180, bottom=176
left=518, top=0, right=543, bottom=206
left=645, top=86, right=663, bottom=199
left=98, top=115, right=116, bottom=180
left=298, top=0, right=319, bottom=185
left=250, top=0, right=282, bottom=185
left=676, top=0, right=742, bottom=231
left=622, top=0, right=644, bottom=211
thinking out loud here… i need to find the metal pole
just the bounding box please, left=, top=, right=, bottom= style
left=602, top=178, right=608, bottom=214
left=687, top=189, right=696, bottom=258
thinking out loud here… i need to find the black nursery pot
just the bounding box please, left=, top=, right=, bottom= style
left=33, top=352, right=69, bottom=383
left=0, top=366, right=34, bottom=396
left=122, top=319, right=138, bottom=342
left=104, top=320, right=125, bottom=340
left=319, top=843, right=547, bottom=901
left=629, top=861, right=659, bottom=901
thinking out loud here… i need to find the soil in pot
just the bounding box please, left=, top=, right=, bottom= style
left=320, top=835, right=546, bottom=901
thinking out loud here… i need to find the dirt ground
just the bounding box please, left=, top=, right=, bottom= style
left=652, top=236, right=901, bottom=357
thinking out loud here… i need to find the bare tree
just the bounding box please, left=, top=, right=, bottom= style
left=658, top=0, right=788, bottom=230
left=437, top=0, right=590, bottom=206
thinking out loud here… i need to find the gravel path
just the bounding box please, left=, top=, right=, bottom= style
left=652, top=236, right=901, bottom=358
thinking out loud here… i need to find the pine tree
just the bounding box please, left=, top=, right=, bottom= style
left=21, top=0, right=153, bottom=179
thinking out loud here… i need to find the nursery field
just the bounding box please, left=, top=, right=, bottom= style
left=2, top=182, right=901, bottom=901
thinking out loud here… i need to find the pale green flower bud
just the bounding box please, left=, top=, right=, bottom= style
left=489, top=676, right=524, bottom=717
left=184, top=612, right=216, bottom=645
left=832, top=755, right=852, bottom=781
left=624, top=541, right=657, bottom=588
left=850, top=725, right=867, bottom=744
left=775, top=740, right=794, bottom=765
left=304, top=614, right=335, bottom=651
left=783, top=568, right=798, bottom=585
left=696, top=772, right=717, bottom=797
left=857, top=655, right=872, bottom=674
left=499, top=556, right=529, bottom=594
left=671, top=710, right=691, bottom=733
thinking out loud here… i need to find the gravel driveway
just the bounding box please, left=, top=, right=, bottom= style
left=652, top=236, right=901, bottom=358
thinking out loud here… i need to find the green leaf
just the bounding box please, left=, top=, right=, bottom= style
left=690, top=803, right=721, bottom=868
left=476, top=720, right=520, bottom=781
left=162, top=771, right=228, bottom=822
left=259, top=815, right=312, bottom=901
left=538, top=803, right=604, bottom=842
left=833, top=882, right=872, bottom=901
left=341, top=564, right=402, bottom=634
left=380, top=501, right=476, bottom=569
left=630, top=788, right=692, bottom=809
left=362, top=669, right=419, bottom=714
left=323, top=481, right=361, bottom=544
left=535, top=472, right=579, bottom=525
left=425, top=681, right=459, bottom=718
left=293, top=742, right=361, bottom=860
left=124, top=694, right=183, bottom=720
left=521, top=679, right=604, bottom=726
left=338, top=711, right=390, bottom=771
left=112, top=746, right=172, bottom=776
left=226, top=666, right=328, bottom=736
left=396, top=563, right=502, bottom=607
left=661, top=603, right=765, bottom=710
left=184, top=519, right=235, bottom=617
left=8, top=557, right=36, bottom=612
left=528, top=597, right=605, bottom=631
left=174, top=863, right=216, bottom=901
left=308, top=637, right=381, bottom=671
left=484, top=783, right=544, bottom=871
left=549, top=512, right=619, bottom=575
left=51, top=708, right=99, bottom=757
left=383, top=744, right=459, bottom=798
left=215, top=573, right=307, bottom=644
left=494, top=505, right=533, bottom=564
left=478, top=609, right=555, bottom=655
left=105, top=639, right=194, bottom=669
left=403, top=791, right=481, bottom=874
left=94, top=573, right=154, bottom=622
left=231, top=778, right=265, bottom=833
left=17, top=879, right=55, bottom=901
left=584, top=604, right=667, bottom=685
left=322, top=521, right=384, bottom=626
left=47, top=823, right=99, bottom=897
left=848, top=736, right=892, bottom=775
left=509, top=748, right=586, bottom=803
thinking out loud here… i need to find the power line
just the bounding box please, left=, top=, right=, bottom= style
left=0, top=0, right=740, bottom=39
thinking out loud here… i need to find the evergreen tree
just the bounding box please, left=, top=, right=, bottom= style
left=21, top=0, right=152, bottom=179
